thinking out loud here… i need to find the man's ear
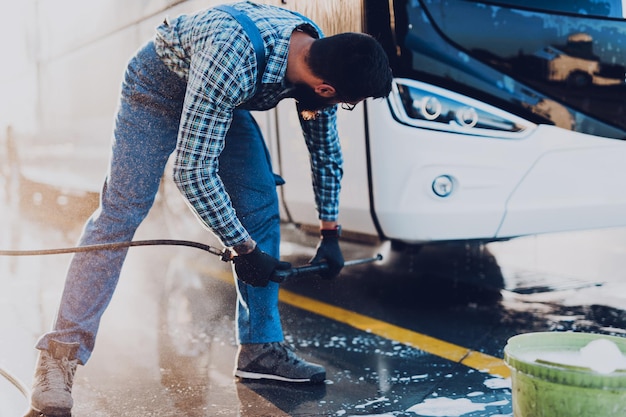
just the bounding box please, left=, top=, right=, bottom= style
left=314, top=83, right=337, bottom=98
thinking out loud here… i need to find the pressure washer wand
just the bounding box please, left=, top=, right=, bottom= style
left=270, top=253, right=383, bottom=283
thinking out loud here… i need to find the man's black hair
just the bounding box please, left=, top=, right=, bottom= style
left=307, top=33, right=392, bottom=102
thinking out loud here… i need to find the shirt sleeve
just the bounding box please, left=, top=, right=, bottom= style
left=173, top=38, right=256, bottom=247
left=298, top=105, right=344, bottom=221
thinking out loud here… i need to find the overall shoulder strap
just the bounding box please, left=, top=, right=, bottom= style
left=214, top=5, right=266, bottom=87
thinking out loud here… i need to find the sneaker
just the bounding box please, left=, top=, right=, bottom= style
left=28, top=340, right=80, bottom=417
left=235, top=342, right=326, bottom=383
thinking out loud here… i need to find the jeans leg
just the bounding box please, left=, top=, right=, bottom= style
left=36, top=41, right=186, bottom=364
left=219, top=110, right=283, bottom=344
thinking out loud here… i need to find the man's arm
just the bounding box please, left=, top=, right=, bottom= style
left=297, top=105, right=343, bottom=223
left=173, top=42, right=256, bottom=248
left=320, top=220, right=339, bottom=230
left=298, top=106, right=345, bottom=278
left=233, top=238, right=257, bottom=255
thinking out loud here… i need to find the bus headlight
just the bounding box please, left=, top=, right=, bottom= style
left=388, top=78, right=535, bottom=138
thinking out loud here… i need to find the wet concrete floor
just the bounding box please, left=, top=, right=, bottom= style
left=1, top=174, right=626, bottom=416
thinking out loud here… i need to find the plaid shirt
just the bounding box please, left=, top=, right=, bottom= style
left=154, top=1, right=342, bottom=247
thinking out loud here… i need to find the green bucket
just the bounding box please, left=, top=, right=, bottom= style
left=504, top=332, right=626, bottom=417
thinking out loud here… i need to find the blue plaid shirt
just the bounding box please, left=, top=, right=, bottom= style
left=154, top=1, right=342, bottom=247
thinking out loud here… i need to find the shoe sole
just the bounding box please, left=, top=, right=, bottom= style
left=235, top=369, right=326, bottom=383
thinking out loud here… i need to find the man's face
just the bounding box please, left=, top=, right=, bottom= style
left=291, top=83, right=338, bottom=120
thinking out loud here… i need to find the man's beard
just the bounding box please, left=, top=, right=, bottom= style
left=290, top=83, right=336, bottom=120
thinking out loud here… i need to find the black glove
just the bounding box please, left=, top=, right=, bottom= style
left=310, top=228, right=345, bottom=279
left=233, top=246, right=291, bottom=287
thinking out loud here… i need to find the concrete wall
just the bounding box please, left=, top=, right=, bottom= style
left=1, top=0, right=362, bottom=144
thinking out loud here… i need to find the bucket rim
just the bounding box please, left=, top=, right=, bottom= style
left=504, top=331, right=626, bottom=389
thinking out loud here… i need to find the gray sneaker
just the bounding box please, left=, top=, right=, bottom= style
left=235, top=342, right=326, bottom=383
left=28, top=340, right=80, bottom=417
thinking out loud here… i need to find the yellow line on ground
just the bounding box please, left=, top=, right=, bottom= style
left=209, top=268, right=510, bottom=378
left=278, top=289, right=511, bottom=379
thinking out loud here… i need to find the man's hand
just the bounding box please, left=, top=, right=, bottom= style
left=233, top=246, right=291, bottom=287
left=310, top=226, right=345, bottom=279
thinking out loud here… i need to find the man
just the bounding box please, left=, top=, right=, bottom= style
left=24, top=1, right=392, bottom=416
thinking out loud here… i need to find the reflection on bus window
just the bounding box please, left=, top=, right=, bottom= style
left=469, top=0, right=625, bottom=19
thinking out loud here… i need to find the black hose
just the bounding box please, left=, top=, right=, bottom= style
left=0, top=239, right=228, bottom=259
